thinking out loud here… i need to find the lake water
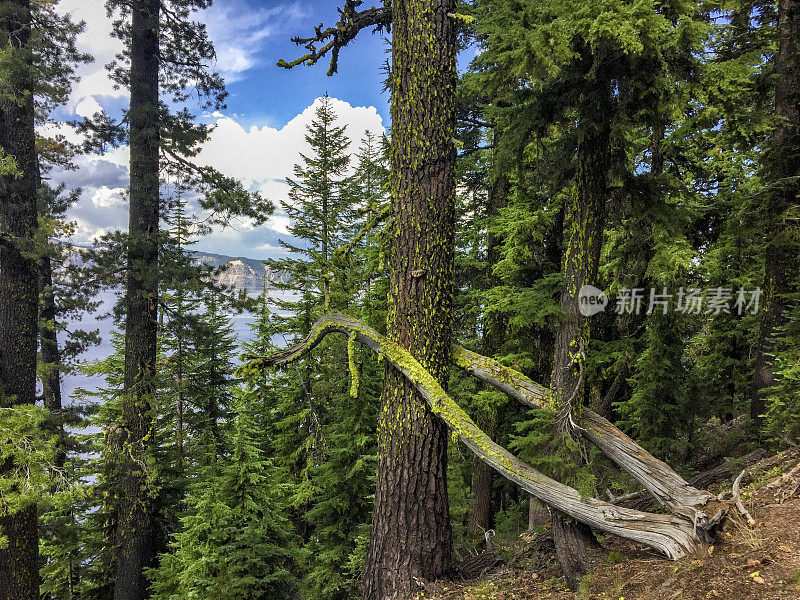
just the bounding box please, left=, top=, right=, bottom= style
left=60, top=289, right=295, bottom=407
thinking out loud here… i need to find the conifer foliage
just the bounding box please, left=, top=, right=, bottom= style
left=3, top=0, right=800, bottom=599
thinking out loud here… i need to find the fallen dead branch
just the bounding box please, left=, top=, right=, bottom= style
left=732, top=469, right=757, bottom=527
left=452, top=346, right=714, bottom=524
left=246, top=312, right=714, bottom=559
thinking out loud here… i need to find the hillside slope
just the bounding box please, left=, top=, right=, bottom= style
left=424, top=450, right=800, bottom=600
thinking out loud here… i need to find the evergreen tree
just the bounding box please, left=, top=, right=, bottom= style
left=254, top=103, right=387, bottom=600
left=0, top=0, right=88, bottom=594
left=273, top=94, right=358, bottom=313
left=149, top=389, right=300, bottom=600
left=471, top=0, right=723, bottom=583
left=90, top=1, right=272, bottom=595
left=264, top=97, right=359, bottom=519
left=750, top=0, right=800, bottom=428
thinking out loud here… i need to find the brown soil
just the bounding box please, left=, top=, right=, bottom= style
left=421, top=452, right=800, bottom=600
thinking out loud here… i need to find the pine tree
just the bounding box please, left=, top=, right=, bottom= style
left=92, top=1, right=272, bottom=595
left=0, top=1, right=58, bottom=595
left=470, top=0, right=719, bottom=584
left=361, top=1, right=459, bottom=595
left=272, top=94, right=358, bottom=314
left=149, top=388, right=301, bottom=600
left=263, top=97, right=357, bottom=518
left=750, top=0, right=800, bottom=428
left=251, top=103, right=387, bottom=600
left=281, top=3, right=459, bottom=595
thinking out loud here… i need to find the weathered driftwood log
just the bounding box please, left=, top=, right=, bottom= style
left=452, top=346, right=714, bottom=522
left=618, top=447, right=775, bottom=511
left=246, top=312, right=706, bottom=559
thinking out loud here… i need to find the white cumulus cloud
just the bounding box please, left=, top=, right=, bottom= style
left=75, top=96, right=104, bottom=119
left=58, top=97, right=386, bottom=259
left=55, top=0, right=306, bottom=115
left=196, top=97, right=384, bottom=205
left=91, top=186, right=127, bottom=208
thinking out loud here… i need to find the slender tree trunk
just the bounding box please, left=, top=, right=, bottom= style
left=362, top=1, right=457, bottom=597
left=469, top=164, right=508, bottom=533
left=468, top=413, right=495, bottom=532
left=0, top=2, right=40, bottom=598
left=751, top=0, right=800, bottom=428
left=549, top=99, right=611, bottom=588
left=39, top=255, right=67, bottom=470
left=114, top=1, right=160, bottom=599
left=39, top=257, right=63, bottom=415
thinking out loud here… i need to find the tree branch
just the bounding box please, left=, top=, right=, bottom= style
left=245, top=312, right=707, bottom=558
left=451, top=345, right=715, bottom=522
left=277, top=1, right=392, bottom=76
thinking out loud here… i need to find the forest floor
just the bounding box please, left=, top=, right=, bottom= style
left=422, top=450, right=800, bottom=600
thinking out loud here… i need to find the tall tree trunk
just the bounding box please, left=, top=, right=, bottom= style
left=549, top=99, right=611, bottom=588
left=114, top=1, right=160, bottom=599
left=469, top=164, right=508, bottom=533
left=39, top=255, right=67, bottom=469
left=0, top=2, right=40, bottom=598
left=362, top=0, right=457, bottom=597
left=751, top=0, right=800, bottom=428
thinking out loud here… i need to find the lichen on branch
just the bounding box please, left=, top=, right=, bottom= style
left=244, top=311, right=708, bottom=559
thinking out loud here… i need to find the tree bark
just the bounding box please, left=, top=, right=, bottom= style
left=551, top=515, right=601, bottom=587
left=114, top=1, right=160, bottom=599
left=362, top=1, right=457, bottom=597
left=750, top=0, right=800, bottom=428
left=550, top=116, right=610, bottom=438
left=549, top=99, right=612, bottom=587
left=468, top=412, right=495, bottom=532
left=0, top=1, right=41, bottom=598
left=39, top=256, right=62, bottom=413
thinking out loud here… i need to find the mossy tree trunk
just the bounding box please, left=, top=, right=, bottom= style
left=549, top=86, right=612, bottom=588
left=0, top=1, right=40, bottom=598
left=114, top=1, right=160, bottom=599
left=361, top=0, right=457, bottom=598
left=751, top=0, right=800, bottom=429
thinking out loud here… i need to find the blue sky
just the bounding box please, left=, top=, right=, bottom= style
left=221, top=0, right=391, bottom=127
left=48, top=0, right=392, bottom=259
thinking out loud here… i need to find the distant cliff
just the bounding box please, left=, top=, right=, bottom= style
left=190, top=251, right=290, bottom=291
left=66, top=246, right=289, bottom=292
